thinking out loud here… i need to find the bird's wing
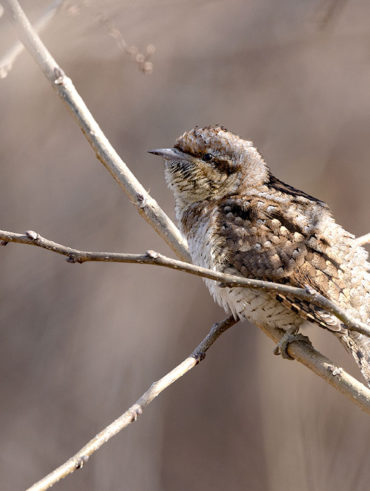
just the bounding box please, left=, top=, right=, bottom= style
left=216, top=194, right=370, bottom=385
left=216, top=195, right=343, bottom=301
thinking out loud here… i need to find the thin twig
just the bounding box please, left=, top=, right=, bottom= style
left=1, top=229, right=369, bottom=338
left=26, top=317, right=370, bottom=491
left=92, top=7, right=155, bottom=73
left=2, top=0, right=190, bottom=262
left=2, top=1, right=370, bottom=489
left=0, top=0, right=64, bottom=78
left=26, top=315, right=237, bottom=491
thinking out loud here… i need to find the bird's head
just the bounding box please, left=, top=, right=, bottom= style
left=149, top=125, right=268, bottom=209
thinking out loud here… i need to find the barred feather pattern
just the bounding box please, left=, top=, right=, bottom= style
left=156, top=125, right=370, bottom=386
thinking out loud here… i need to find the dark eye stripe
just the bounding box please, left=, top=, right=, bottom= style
left=212, top=158, right=234, bottom=175
left=202, top=153, right=233, bottom=175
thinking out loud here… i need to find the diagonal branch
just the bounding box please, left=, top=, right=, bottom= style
left=2, top=1, right=370, bottom=489
left=2, top=0, right=190, bottom=262
left=257, top=323, right=370, bottom=413
left=26, top=315, right=237, bottom=491
left=26, top=314, right=370, bottom=491
left=1, top=229, right=370, bottom=338
left=0, top=0, right=64, bottom=78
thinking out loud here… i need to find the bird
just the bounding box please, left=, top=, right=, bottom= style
left=149, top=125, right=370, bottom=386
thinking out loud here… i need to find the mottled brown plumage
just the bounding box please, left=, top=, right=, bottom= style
left=150, top=126, right=370, bottom=386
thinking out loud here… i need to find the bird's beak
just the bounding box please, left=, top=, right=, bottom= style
left=148, top=147, right=193, bottom=162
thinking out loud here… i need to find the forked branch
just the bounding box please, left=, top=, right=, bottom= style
left=1, top=1, right=370, bottom=490
left=2, top=0, right=189, bottom=262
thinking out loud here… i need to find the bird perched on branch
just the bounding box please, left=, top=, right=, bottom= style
left=149, top=125, right=370, bottom=386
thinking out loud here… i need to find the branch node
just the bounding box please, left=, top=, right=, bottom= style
left=329, top=365, right=344, bottom=378
left=129, top=405, right=143, bottom=422
left=25, top=230, right=38, bottom=241
left=136, top=193, right=147, bottom=209
left=304, top=284, right=316, bottom=295
left=193, top=351, right=206, bottom=363
left=145, top=249, right=159, bottom=260
left=74, top=455, right=89, bottom=470
left=66, top=255, right=82, bottom=264
left=53, top=66, right=65, bottom=85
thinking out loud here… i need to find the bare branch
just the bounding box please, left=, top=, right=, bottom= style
left=1, top=229, right=369, bottom=338
left=0, top=0, right=64, bottom=78
left=2, top=0, right=190, bottom=262
left=258, top=323, right=370, bottom=413
left=26, top=315, right=237, bottom=491
left=26, top=317, right=370, bottom=491
left=2, top=1, right=370, bottom=489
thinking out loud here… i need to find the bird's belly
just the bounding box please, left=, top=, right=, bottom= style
left=205, top=279, right=302, bottom=329
left=188, top=218, right=302, bottom=330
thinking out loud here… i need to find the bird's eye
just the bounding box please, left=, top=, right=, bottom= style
left=203, top=153, right=213, bottom=162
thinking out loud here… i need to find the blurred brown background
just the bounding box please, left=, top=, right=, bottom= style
left=1, top=1, right=370, bottom=490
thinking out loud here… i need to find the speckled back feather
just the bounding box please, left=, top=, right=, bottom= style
left=159, top=125, right=370, bottom=385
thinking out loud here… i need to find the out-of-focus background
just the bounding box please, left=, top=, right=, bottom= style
left=1, top=1, right=369, bottom=489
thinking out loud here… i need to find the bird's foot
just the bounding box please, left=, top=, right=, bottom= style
left=273, top=327, right=311, bottom=360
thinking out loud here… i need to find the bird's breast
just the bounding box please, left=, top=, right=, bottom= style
left=180, top=203, right=302, bottom=329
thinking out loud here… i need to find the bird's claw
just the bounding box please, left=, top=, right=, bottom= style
left=273, top=328, right=311, bottom=360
